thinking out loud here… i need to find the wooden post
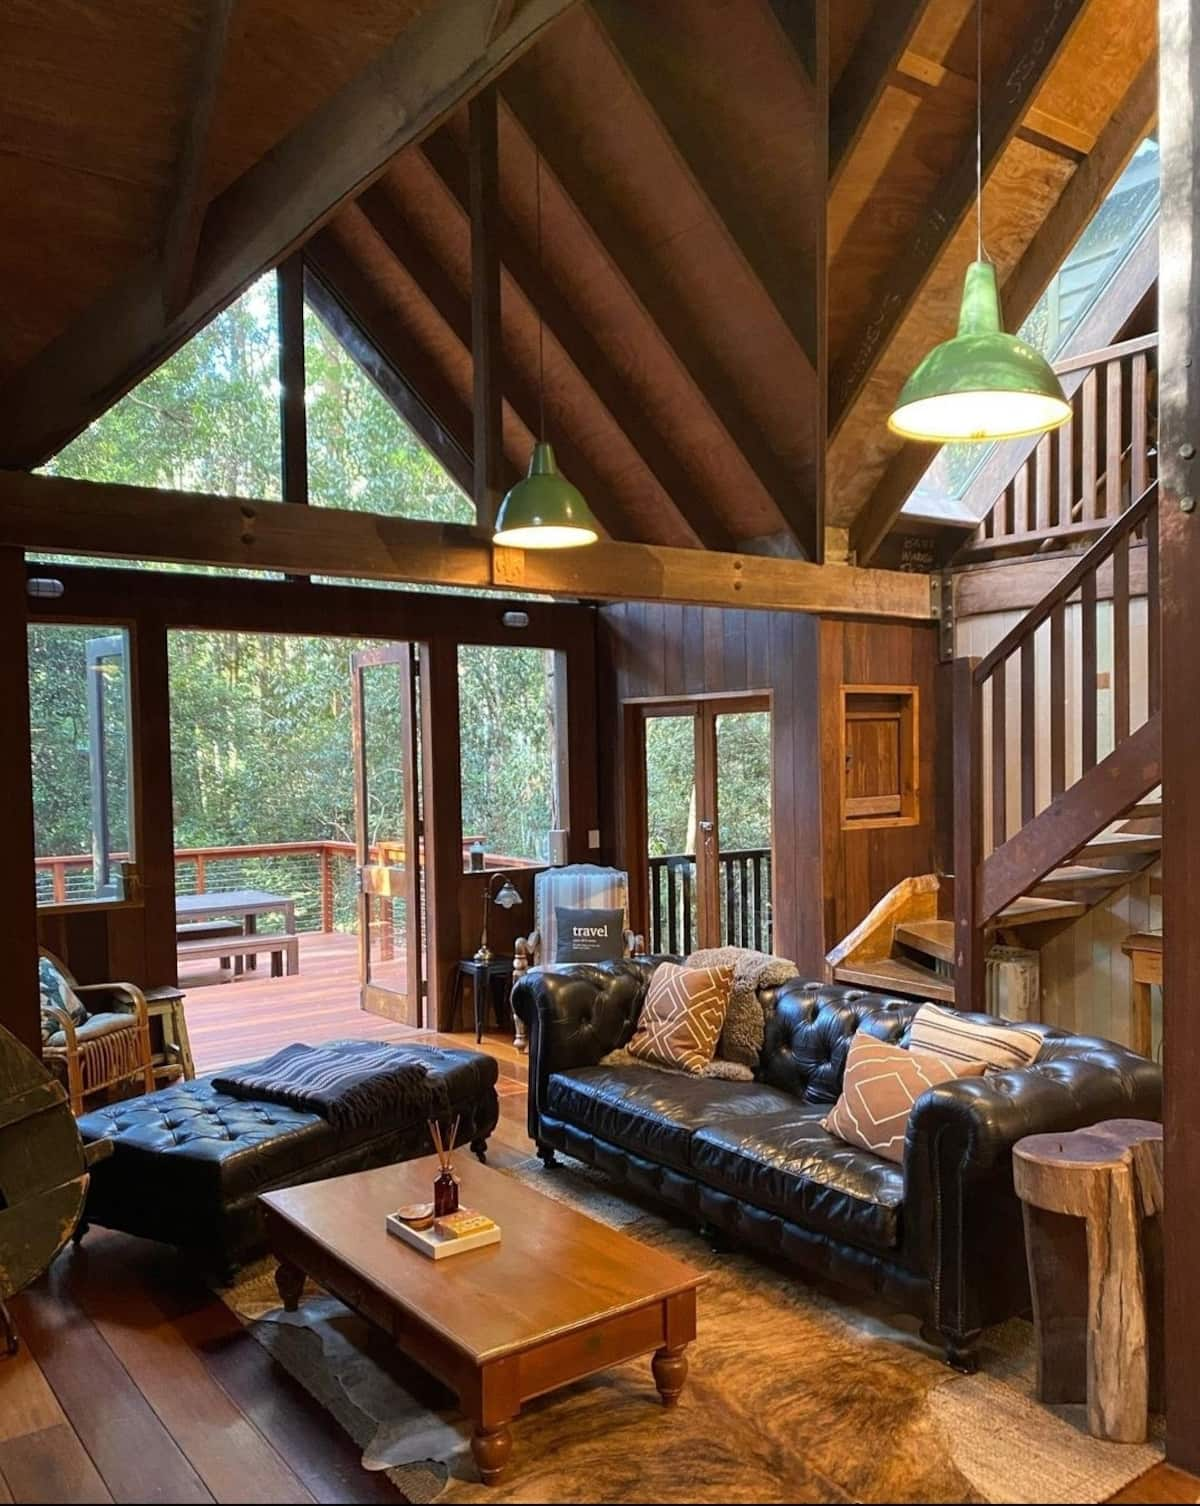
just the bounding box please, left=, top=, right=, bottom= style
left=277, top=254, right=309, bottom=508
left=952, top=657, right=984, bottom=1013
left=469, top=87, right=503, bottom=534
left=1157, top=0, right=1200, bottom=1470
left=420, top=640, right=464, bottom=1030
left=0, top=549, right=41, bottom=1053
left=319, top=844, right=334, bottom=933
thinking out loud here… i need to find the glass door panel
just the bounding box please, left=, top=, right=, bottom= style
left=715, top=709, right=773, bottom=951
left=351, top=644, right=423, bottom=1024
left=643, top=712, right=699, bottom=955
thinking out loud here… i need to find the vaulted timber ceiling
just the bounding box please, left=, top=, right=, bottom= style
left=0, top=0, right=1157, bottom=562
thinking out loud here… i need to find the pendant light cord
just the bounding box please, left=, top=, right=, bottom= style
left=976, top=0, right=984, bottom=263
left=536, top=146, right=546, bottom=441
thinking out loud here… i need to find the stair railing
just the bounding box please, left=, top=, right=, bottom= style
left=953, top=480, right=1160, bottom=1009
left=961, top=333, right=1157, bottom=559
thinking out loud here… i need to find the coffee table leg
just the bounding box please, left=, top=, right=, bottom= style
left=471, top=1423, right=513, bottom=1486
left=274, top=1259, right=305, bottom=1313
left=652, top=1344, right=689, bottom=1407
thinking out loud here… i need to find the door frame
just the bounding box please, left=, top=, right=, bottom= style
left=623, top=690, right=773, bottom=952
left=350, top=641, right=425, bottom=1026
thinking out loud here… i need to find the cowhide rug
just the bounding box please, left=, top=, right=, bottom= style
left=219, top=1158, right=1162, bottom=1505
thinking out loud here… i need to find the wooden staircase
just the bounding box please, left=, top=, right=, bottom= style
left=828, top=483, right=1161, bottom=1012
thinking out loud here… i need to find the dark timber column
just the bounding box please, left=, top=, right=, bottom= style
left=1157, top=0, right=1200, bottom=1471
left=469, top=87, right=503, bottom=533
left=277, top=253, right=309, bottom=507
left=0, top=550, right=40, bottom=1051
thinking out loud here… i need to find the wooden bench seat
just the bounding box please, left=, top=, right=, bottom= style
left=177, top=931, right=299, bottom=979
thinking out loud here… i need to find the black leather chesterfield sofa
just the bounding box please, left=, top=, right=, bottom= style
left=513, top=961, right=1161, bottom=1369
left=76, top=1044, right=499, bottom=1273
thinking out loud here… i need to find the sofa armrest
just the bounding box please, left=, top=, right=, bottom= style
left=901, top=1041, right=1162, bottom=1342
left=513, top=960, right=655, bottom=1139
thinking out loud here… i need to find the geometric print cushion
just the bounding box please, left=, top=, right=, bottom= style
left=822, top=1032, right=986, bottom=1165
left=627, top=961, right=734, bottom=1076
left=39, top=953, right=87, bottom=1044
left=908, top=1001, right=1043, bottom=1074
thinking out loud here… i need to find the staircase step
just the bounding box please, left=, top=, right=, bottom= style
left=895, top=920, right=955, bottom=966
left=1031, top=864, right=1130, bottom=896
left=993, top=895, right=1088, bottom=926
left=832, top=957, right=955, bottom=1003
left=1124, top=799, right=1162, bottom=823
left=1075, top=831, right=1161, bottom=862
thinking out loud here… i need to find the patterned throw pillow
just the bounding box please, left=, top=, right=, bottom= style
left=627, top=961, right=734, bottom=1076
left=823, top=1033, right=986, bottom=1164
left=909, top=1002, right=1043, bottom=1074
left=38, top=954, right=87, bottom=1044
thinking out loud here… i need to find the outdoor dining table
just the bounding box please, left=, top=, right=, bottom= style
left=175, top=888, right=298, bottom=974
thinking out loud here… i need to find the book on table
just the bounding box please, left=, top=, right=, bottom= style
left=386, top=1207, right=501, bottom=1259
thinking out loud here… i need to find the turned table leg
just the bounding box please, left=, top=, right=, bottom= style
left=274, top=1259, right=305, bottom=1313
left=471, top=1423, right=513, bottom=1486
left=652, top=1343, right=689, bottom=1407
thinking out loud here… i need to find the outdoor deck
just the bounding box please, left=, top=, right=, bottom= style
left=181, top=930, right=498, bottom=1074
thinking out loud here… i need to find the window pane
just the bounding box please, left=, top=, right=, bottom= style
left=30, top=626, right=133, bottom=904
left=458, top=646, right=557, bottom=867
left=43, top=275, right=282, bottom=500
left=304, top=297, right=473, bottom=525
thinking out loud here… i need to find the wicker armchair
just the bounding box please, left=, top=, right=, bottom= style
left=39, top=950, right=155, bottom=1116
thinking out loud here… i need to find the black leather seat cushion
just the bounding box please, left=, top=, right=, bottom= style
left=545, top=1065, right=801, bottom=1173
left=690, top=1109, right=905, bottom=1252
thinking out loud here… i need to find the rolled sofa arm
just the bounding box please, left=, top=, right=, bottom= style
left=901, top=1037, right=1162, bottom=1343
left=513, top=960, right=656, bottom=1139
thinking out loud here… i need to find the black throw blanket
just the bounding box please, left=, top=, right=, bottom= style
left=212, top=1040, right=429, bottom=1131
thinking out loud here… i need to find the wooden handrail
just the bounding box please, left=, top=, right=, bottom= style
left=973, top=481, right=1158, bottom=685
left=1051, top=330, right=1158, bottom=377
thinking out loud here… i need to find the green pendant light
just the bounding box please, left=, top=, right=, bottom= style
left=887, top=0, right=1070, bottom=444
left=493, top=145, right=599, bottom=549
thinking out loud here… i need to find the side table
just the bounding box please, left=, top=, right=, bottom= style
left=1013, top=1119, right=1163, bottom=1443
left=453, top=959, right=515, bottom=1044
left=1121, top=931, right=1161, bottom=1059
left=144, top=984, right=196, bottom=1083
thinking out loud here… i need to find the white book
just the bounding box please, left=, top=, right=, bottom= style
left=386, top=1211, right=502, bottom=1259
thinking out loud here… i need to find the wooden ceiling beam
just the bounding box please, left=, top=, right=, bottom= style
left=162, top=0, right=236, bottom=318
left=827, top=0, right=927, bottom=187
left=849, top=54, right=1156, bottom=564
left=0, top=470, right=935, bottom=621
left=0, top=0, right=580, bottom=469
left=498, top=72, right=813, bottom=556
left=353, top=186, right=633, bottom=543
left=419, top=131, right=734, bottom=551
left=302, top=258, right=477, bottom=499
left=828, top=0, right=1090, bottom=439
left=469, top=88, right=504, bottom=532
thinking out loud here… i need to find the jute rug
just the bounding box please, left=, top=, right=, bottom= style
left=219, top=1157, right=1163, bottom=1504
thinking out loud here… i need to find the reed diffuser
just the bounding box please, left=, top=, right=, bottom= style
left=430, top=1115, right=461, bottom=1216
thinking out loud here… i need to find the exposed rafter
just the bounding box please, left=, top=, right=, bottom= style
left=469, top=88, right=505, bottom=531
left=0, top=0, right=581, bottom=469
left=827, top=0, right=926, bottom=186
left=303, top=261, right=477, bottom=499
left=498, top=67, right=814, bottom=555
left=161, top=0, right=236, bottom=317
left=828, top=0, right=1090, bottom=439
left=419, top=131, right=735, bottom=551
left=849, top=54, right=1156, bottom=564
left=352, top=187, right=633, bottom=543
left=0, top=470, right=935, bottom=621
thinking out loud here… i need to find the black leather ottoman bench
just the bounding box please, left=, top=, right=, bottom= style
left=74, top=1044, right=499, bottom=1273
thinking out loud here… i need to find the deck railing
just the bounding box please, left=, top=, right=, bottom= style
left=962, top=334, right=1157, bottom=559
left=647, top=848, right=772, bottom=955
left=35, top=837, right=536, bottom=926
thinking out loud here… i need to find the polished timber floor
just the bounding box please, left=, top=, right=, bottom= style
left=1, top=1020, right=1193, bottom=1504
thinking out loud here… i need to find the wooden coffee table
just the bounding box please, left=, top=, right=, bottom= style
left=259, top=1156, right=705, bottom=1486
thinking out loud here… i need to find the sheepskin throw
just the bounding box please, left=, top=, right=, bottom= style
left=687, top=946, right=800, bottom=1070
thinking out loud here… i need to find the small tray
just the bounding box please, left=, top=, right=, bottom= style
left=386, top=1208, right=501, bottom=1260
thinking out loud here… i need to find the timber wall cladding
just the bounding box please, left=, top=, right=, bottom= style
left=956, top=600, right=1159, bottom=1050
left=597, top=604, right=943, bottom=974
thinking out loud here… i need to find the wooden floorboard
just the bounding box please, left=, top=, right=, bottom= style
left=1107, top=1464, right=1200, bottom=1503
left=0, top=1426, right=111, bottom=1506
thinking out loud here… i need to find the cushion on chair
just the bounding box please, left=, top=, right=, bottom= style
left=39, top=953, right=87, bottom=1043
left=554, top=907, right=625, bottom=963
left=44, top=1011, right=140, bottom=1048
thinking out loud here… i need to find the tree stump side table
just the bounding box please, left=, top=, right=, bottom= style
left=1013, top=1118, right=1164, bottom=1444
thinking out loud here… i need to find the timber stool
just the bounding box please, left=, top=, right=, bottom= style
left=1014, top=1119, right=1164, bottom=1443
